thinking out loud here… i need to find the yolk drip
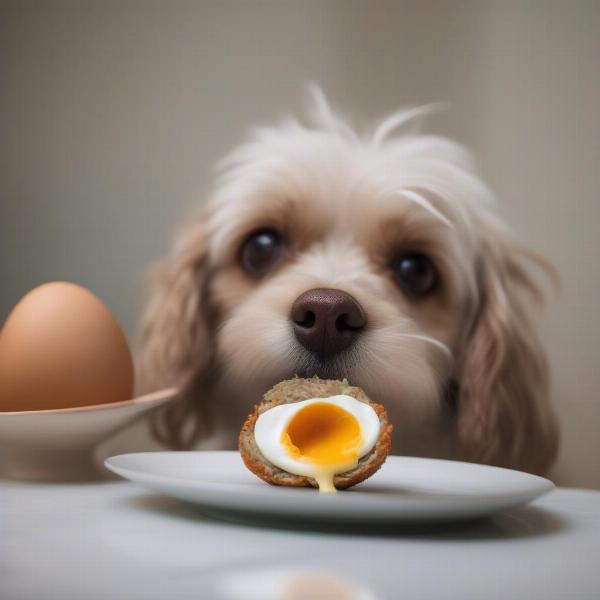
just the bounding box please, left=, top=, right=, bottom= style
left=280, top=402, right=363, bottom=493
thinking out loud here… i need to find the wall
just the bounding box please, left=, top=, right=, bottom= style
left=1, top=1, right=598, bottom=488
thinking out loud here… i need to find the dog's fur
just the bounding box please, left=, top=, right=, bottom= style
left=136, top=88, right=559, bottom=474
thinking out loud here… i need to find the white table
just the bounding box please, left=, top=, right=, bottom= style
left=2, top=481, right=599, bottom=600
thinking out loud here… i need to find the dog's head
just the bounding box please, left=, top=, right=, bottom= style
left=137, top=89, right=559, bottom=473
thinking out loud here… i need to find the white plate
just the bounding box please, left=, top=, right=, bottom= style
left=105, top=451, right=554, bottom=524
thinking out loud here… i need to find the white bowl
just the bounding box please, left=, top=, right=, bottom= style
left=0, top=388, right=176, bottom=482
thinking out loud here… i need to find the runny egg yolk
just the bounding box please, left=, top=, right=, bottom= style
left=280, top=402, right=363, bottom=493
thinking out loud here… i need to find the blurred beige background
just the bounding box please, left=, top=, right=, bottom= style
left=1, top=1, right=598, bottom=488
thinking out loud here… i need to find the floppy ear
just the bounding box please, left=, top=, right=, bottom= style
left=136, top=209, right=214, bottom=448
left=454, top=238, right=559, bottom=475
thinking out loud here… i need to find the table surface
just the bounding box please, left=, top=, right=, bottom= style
left=2, top=481, right=600, bottom=600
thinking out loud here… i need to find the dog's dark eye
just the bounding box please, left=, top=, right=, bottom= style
left=240, top=229, right=284, bottom=277
left=393, top=253, right=438, bottom=297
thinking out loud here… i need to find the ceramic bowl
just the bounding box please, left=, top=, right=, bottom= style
left=0, top=388, right=176, bottom=482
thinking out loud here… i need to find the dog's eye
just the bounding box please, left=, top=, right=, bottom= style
left=240, top=229, right=284, bottom=276
left=393, top=253, right=438, bottom=297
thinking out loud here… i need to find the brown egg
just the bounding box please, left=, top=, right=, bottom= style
left=0, top=282, right=134, bottom=411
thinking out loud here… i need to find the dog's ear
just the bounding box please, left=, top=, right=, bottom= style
left=136, top=210, right=211, bottom=393
left=454, top=238, right=559, bottom=475
left=135, top=209, right=215, bottom=448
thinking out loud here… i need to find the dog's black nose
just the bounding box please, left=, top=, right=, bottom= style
left=291, top=288, right=366, bottom=360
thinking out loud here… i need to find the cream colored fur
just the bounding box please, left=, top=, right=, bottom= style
left=136, top=88, right=559, bottom=474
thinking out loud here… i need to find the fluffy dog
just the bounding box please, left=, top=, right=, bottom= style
left=136, top=88, right=559, bottom=475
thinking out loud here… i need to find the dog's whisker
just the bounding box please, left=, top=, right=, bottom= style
left=397, top=333, right=453, bottom=360
left=371, top=102, right=446, bottom=147
left=395, top=189, right=455, bottom=229
left=306, top=83, right=359, bottom=143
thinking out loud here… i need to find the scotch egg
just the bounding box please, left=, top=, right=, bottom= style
left=239, top=378, right=393, bottom=493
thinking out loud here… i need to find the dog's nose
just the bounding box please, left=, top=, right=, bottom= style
left=291, top=288, right=366, bottom=360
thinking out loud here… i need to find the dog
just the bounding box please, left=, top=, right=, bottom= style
left=136, top=88, right=559, bottom=475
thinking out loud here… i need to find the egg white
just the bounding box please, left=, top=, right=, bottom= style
left=254, top=394, right=381, bottom=479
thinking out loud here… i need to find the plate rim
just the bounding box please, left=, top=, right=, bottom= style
left=104, top=450, right=555, bottom=505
